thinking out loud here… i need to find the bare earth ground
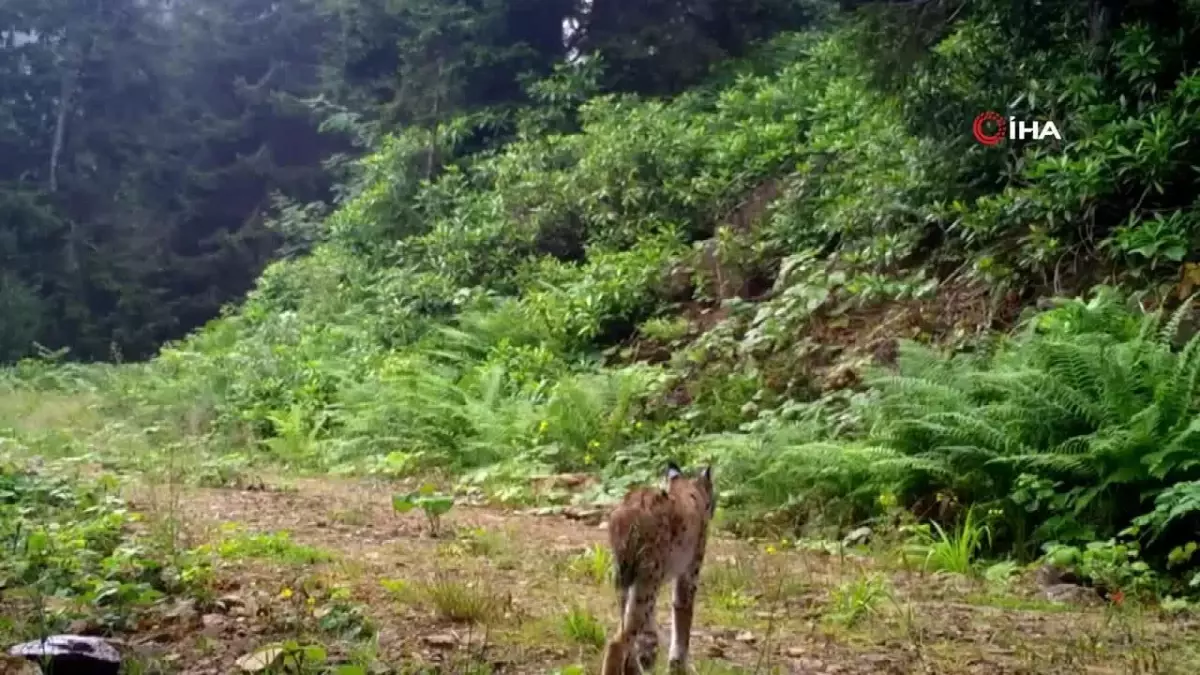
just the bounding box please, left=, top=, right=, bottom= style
left=88, top=475, right=1200, bottom=675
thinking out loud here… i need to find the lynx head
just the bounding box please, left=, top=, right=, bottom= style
left=664, top=460, right=716, bottom=518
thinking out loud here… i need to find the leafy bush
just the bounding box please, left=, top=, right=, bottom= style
left=0, top=461, right=204, bottom=633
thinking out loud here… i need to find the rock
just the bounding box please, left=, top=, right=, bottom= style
left=200, top=614, right=225, bottom=637
left=784, top=647, right=806, bottom=658
left=562, top=506, right=604, bottom=525
left=235, top=645, right=284, bottom=672
left=822, top=364, right=861, bottom=391
left=1034, top=562, right=1080, bottom=587
left=705, top=644, right=725, bottom=658
left=734, top=631, right=756, bottom=644
left=842, top=526, right=873, bottom=547
left=1043, top=583, right=1102, bottom=606
left=8, top=635, right=121, bottom=675
left=217, top=594, right=245, bottom=611
left=163, top=598, right=199, bottom=623
left=422, top=634, right=458, bottom=649
left=1035, top=563, right=1100, bottom=605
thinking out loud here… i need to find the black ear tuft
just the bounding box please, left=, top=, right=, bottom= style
left=665, top=460, right=682, bottom=481
left=700, top=465, right=712, bottom=481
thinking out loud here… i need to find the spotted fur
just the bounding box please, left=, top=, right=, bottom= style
left=600, top=461, right=716, bottom=675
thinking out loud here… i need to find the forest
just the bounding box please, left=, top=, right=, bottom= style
left=0, top=0, right=808, bottom=362
left=6, top=0, right=1200, bottom=672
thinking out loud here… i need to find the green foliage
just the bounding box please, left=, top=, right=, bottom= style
left=826, top=573, right=889, bottom=627
left=566, top=544, right=615, bottom=586
left=865, top=290, right=1200, bottom=552
left=2, top=0, right=816, bottom=364
left=0, top=461, right=206, bottom=634
left=678, top=286, right=1200, bottom=587
left=1044, top=537, right=1164, bottom=600
left=1, top=0, right=347, bottom=361
left=560, top=605, right=606, bottom=649
left=234, top=640, right=336, bottom=674
left=902, top=508, right=993, bottom=575
left=199, top=526, right=333, bottom=565
left=392, top=484, right=455, bottom=537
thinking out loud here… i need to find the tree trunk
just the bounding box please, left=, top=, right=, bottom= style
left=49, top=58, right=77, bottom=193
left=425, top=57, right=443, bottom=180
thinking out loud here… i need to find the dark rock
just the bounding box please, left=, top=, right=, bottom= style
left=8, top=635, right=121, bottom=675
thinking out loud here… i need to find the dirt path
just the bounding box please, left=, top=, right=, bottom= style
left=124, top=476, right=1200, bottom=675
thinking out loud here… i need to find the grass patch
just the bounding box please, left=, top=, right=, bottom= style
left=560, top=605, right=606, bottom=649
left=198, top=525, right=333, bottom=565
left=565, top=544, right=613, bottom=585
left=825, top=573, right=890, bottom=628
left=703, top=559, right=758, bottom=611
left=903, top=510, right=992, bottom=576
left=418, top=576, right=505, bottom=624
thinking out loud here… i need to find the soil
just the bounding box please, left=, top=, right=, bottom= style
left=95, top=475, right=1200, bottom=675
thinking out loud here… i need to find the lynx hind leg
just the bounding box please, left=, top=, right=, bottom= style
left=635, top=611, right=659, bottom=672
left=617, top=577, right=663, bottom=674
left=600, top=635, right=638, bottom=675
left=668, top=566, right=700, bottom=673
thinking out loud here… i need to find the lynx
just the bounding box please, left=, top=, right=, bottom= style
left=600, top=461, right=716, bottom=675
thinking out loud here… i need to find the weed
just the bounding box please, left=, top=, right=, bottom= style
left=194, top=453, right=257, bottom=489
left=260, top=404, right=330, bottom=467
left=982, top=560, right=1021, bottom=591
left=393, top=484, right=455, bottom=537
left=235, top=640, right=333, bottom=674
left=904, top=509, right=991, bottom=576
left=826, top=573, right=889, bottom=628
left=380, top=578, right=415, bottom=602
left=418, top=576, right=503, bottom=624
left=198, top=526, right=333, bottom=565
left=566, top=544, right=613, bottom=585
left=0, top=460, right=208, bottom=636
left=703, top=559, right=758, bottom=611
left=459, top=527, right=506, bottom=558
left=560, top=605, right=606, bottom=649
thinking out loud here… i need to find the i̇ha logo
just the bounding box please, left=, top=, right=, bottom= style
left=972, top=110, right=1061, bottom=146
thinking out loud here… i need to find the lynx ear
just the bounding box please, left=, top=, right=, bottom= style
left=700, top=465, right=716, bottom=516
left=665, top=460, right=682, bottom=481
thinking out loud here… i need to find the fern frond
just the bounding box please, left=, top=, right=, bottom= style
left=988, top=452, right=1095, bottom=476
left=1158, top=292, right=1198, bottom=347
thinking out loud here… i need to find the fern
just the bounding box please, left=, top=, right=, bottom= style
left=846, top=289, right=1200, bottom=555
